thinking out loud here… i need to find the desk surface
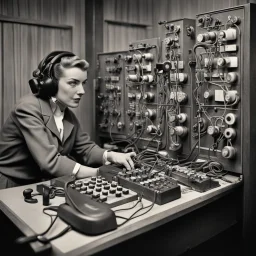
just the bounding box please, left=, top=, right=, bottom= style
left=0, top=178, right=241, bottom=256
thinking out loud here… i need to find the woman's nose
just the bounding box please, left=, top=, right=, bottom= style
left=77, top=84, right=85, bottom=95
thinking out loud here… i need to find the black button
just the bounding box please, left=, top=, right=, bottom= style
left=116, top=192, right=122, bottom=197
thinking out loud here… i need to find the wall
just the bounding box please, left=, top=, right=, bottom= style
left=103, top=0, right=154, bottom=52
left=0, top=0, right=92, bottom=134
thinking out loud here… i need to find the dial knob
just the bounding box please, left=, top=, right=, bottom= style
left=177, top=113, right=187, bottom=123
left=207, top=126, right=220, bottom=136
left=146, top=125, right=157, bottom=134
left=143, top=92, right=155, bottom=102
left=125, top=55, right=133, bottom=62
left=127, top=110, right=135, bottom=117
left=203, top=90, right=213, bottom=99
left=169, top=114, right=177, bottom=122
left=225, top=113, right=236, bottom=125
left=225, top=91, right=238, bottom=104
left=117, top=122, right=124, bottom=129
left=226, top=72, right=238, bottom=83
left=174, top=126, right=188, bottom=137
left=224, top=128, right=236, bottom=140
left=165, top=37, right=174, bottom=46
left=217, top=57, right=230, bottom=67
left=145, top=109, right=156, bottom=120
left=222, top=146, right=236, bottom=159
left=142, top=75, right=154, bottom=83
left=128, top=93, right=136, bottom=100
left=142, top=53, right=153, bottom=61
left=197, top=32, right=216, bottom=42
left=127, top=74, right=142, bottom=82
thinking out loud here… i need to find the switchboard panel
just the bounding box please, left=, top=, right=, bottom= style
left=96, top=51, right=128, bottom=140
left=124, top=38, right=162, bottom=150
left=193, top=8, right=243, bottom=173
left=158, top=19, right=196, bottom=158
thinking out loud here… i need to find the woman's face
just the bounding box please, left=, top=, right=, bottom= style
left=56, top=67, right=87, bottom=108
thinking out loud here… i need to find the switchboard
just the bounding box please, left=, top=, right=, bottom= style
left=95, top=9, right=248, bottom=175
left=193, top=8, right=243, bottom=173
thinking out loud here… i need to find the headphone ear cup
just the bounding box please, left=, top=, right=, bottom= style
left=28, top=78, right=41, bottom=95
left=40, top=76, right=58, bottom=98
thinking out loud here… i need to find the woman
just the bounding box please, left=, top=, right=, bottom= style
left=0, top=51, right=135, bottom=189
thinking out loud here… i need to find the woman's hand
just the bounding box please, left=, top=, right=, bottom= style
left=107, top=151, right=136, bottom=171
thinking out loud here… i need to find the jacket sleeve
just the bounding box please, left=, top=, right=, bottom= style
left=69, top=113, right=106, bottom=167
left=13, top=101, right=76, bottom=177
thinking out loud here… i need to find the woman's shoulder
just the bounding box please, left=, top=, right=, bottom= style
left=16, top=94, right=39, bottom=106
left=13, top=94, right=43, bottom=113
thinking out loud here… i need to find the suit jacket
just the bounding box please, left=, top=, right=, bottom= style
left=0, top=94, right=105, bottom=181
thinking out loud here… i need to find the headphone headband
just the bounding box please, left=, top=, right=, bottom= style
left=41, top=51, right=75, bottom=77
left=29, top=51, right=76, bottom=98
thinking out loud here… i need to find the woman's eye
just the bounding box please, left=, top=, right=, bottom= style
left=68, top=81, right=77, bottom=87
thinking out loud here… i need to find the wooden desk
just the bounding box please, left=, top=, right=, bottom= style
left=0, top=179, right=242, bottom=256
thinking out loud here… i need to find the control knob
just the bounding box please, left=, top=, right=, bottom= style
left=207, top=126, right=220, bottom=137
left=117, top=122, right=124, bottom=129
left=222, top=146, right=236, bottom=159
left=144, top=109, right=156, bottom=120
left=146, top=125, right=157, bottom=134
left=143, top=92, right=155, bottom=102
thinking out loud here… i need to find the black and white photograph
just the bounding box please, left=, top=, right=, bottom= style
left=0, top=0, right=254, bottom=255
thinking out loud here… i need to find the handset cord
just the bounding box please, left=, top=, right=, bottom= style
left=115, top=191, right=157, bottom=227
left=15, top=206, right=71, bottom=245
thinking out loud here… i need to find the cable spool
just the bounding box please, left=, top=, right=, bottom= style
left=177, top=113, right=187, bottom=123
left=224, top=128, right=236, bottom=140
left=142, top=53, right=154, bottom=61
left=225, top=113, right=237, bottom=125
left=197, top=32, right=216, bottom=42
left=218, top=28, right=237, bottom=41
left=222, top=146, right=236, bottom=159
left=226, top=72, right=238, bottom=84
left=170, top=126, right=188, bottom=137
left=127, top=74, right=142, bottom=82
left=175, top=126, right=188, bottom=137
left=142, top=75, right=154, bottom=83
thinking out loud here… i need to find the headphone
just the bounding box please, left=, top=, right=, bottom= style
left=29, top=51, right=75, bottom=98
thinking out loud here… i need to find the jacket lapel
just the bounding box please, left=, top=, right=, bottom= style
left=39, top=98, right=75, bottom=144
left=39, top=98, right=62, bottom=142
left=62, top=109, right=74, bottom=144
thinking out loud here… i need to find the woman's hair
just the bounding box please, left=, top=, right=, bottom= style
left=53, top=55, right=89, bottom=80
